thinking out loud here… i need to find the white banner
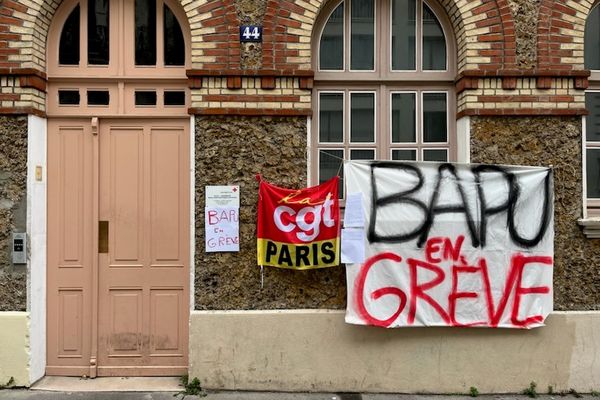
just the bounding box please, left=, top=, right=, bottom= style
left=344, top=161, right=554, bottom=329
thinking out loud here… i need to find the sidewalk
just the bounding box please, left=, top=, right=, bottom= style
left=0, top=392, right=598, bottom=400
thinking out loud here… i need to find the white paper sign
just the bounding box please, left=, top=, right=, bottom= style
left=344, top=160, right=554, bottom=329
left=341, top=228, right=366, bottom=264
left=206, top=185, right=240, bottom=207
left=344, top=192, right=365, bottom=228
left=205, top=206, right=240, bottom=252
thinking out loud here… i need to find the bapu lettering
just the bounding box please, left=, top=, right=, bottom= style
left=367, top=162, right=552, bottom=248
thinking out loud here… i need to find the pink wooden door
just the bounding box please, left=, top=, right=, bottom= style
left=47, top=118, right=190, bottom=376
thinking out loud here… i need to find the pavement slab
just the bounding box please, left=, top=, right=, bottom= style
left=0, top=392, right=598, bottom=400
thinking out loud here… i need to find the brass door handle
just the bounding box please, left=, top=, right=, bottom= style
left=98, top=221, right=109, bottom=253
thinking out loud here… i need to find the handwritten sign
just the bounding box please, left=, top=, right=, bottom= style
left=205, top=186, right=240, bottom=252
left=344, top=161, right=554, bottom=329
left=205, top=206, right=239, bottom=252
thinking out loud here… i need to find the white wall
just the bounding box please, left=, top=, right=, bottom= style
left=27, top=115, right=46, bottom=384
left=457, top=116, right=470, bottom=163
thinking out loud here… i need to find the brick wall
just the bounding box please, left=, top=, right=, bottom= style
left=0, top=0, right=597, bottom=118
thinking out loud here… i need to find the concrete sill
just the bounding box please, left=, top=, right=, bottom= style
left=578, top=218, right=600, bottom=238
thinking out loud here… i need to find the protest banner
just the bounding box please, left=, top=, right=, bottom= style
left=344, top=161, right=554, bottom=329
left=205, top=185, right=240, bottom=252
left=257, top=177, right=340, bottom=269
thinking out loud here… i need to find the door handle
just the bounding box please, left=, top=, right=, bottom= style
left=98, top=221, right=109, bottom=253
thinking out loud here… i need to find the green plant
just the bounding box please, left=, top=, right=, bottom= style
left=523, top=381, right=538, bottom=398
left=548, top=386, right=554, bottom=395
left=177, top=375, right=205, bottom=398
left=568, top=389, right=583, bottom=398
left=469, top=386, right=479, bottom=397
left=591, top=390, right=599, bottom=397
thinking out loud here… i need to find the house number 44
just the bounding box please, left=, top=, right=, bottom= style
left=240, top=25, right=262, bottom=42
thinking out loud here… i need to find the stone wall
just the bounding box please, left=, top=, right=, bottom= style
left=508, top=0, right=540, bottom=69
left=195, top=115, right=346, bottom=309
left=0, top=116, right=27, bottom=311
left=471, top=116, right=600, bottom=310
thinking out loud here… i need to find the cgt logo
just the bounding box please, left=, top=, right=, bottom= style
left=273, top=194, right=336, bottom=242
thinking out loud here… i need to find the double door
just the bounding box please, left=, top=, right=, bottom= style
left=47, top=118, right=190, bottom=376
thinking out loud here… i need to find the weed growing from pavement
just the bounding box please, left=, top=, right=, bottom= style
left=176, top=375, right=206, bottom=398
left=469, top=386, right=479, bottom=397
left=548, top=386, right=554, bottom=395
left=523, top=382, right=538, bottom=398
left=591, top=390, right=600, bottom=397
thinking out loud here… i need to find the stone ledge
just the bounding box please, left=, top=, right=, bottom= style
left=577, top=218, right=600, bottom=238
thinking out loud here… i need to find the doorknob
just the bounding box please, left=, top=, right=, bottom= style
left=98, top=221, right=109, bottom=253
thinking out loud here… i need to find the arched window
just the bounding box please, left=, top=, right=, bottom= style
left=585, top=4, right=600, bottom=215
left=47, top=0, right=190, bottom=116
left=311, top=0, right=455, bottom=195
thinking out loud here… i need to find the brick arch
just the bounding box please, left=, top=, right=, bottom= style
left=262, top=0, right=516, bottom=73
left=537, top=0, right=594, bottom=70
left=4, top=0, right=241, bottom=72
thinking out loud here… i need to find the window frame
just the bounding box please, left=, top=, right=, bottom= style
left=315, top=0, right=455, bottom=81
left=311, top=0, right=456, bottom=191
left=584, top=90, right=600, bottom=213
left=47, top=0, right=190, bottom=79
left=584, top=4, right=600, bottom=216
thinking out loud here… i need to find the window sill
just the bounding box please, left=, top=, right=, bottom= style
left=578, top=218, right=600, bottom=238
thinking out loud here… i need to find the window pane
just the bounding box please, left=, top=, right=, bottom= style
left=164, top=5, right=185, bottom=66
left=165, top=90, right=186, bottom=106
left=320, top=3, right=344, bottom=70
left=392, top=149, right=416, bottom=160
left=391, top=93, right=416, bottom=142
left=351, top=93, right=375, bottom=142
left=350, top=149, right=375, bottom=160
left=319, top=149, right=344, bottom=196
left=59, top=5, right=80, bottom=65
left=319, top=93, right=344, bottom=142
left=351, top=0, right=374, bottom=70
left=391, top=0, right=416, bottom=70
left=87, top=90, right=109, bottom=105
left=135, top=91, right=157, bottom=105
left=423, top=149, right=447, bottom=162
left=587, top=149, right=600, bottom=198
left=422, top=4, right=446, bottom=70
left=585, top=5, right=600, bottom=70
left=423, top=92, right=447, bottom=142
left=88, top=0, right=109, bottom=65
left=135, top=0, right=157, bottom=65
left=586, top=93, right=600, bottom=141
left=58, top=90, right=80, bottom=105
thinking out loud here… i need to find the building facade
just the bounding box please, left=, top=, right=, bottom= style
left=0, top=0, right=599, bottom=392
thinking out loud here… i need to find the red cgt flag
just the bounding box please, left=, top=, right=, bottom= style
left=257, top=177, right=340, bottom=269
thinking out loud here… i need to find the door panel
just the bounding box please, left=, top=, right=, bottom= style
left=47, top=120, right=95, bottom=376
left=97, top=119, right=189, bottom=376
left=47, top=118, right=189, bottom=377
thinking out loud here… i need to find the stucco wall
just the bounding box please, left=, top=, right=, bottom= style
left=189, top=310, right=600, bottom=393
left=0, top=312, right=29, bottom=387
left=194, top=116, right=346, bottom=309
left=0, top=116, right=27, bottom=311
left=471, top=116, right=599, bottom=310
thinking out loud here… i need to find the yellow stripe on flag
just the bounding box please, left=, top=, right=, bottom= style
left=257, top=238, right=339, bottom=270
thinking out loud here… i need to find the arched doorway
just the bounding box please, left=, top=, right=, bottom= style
left=46, top=0, right=191, bottom=377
